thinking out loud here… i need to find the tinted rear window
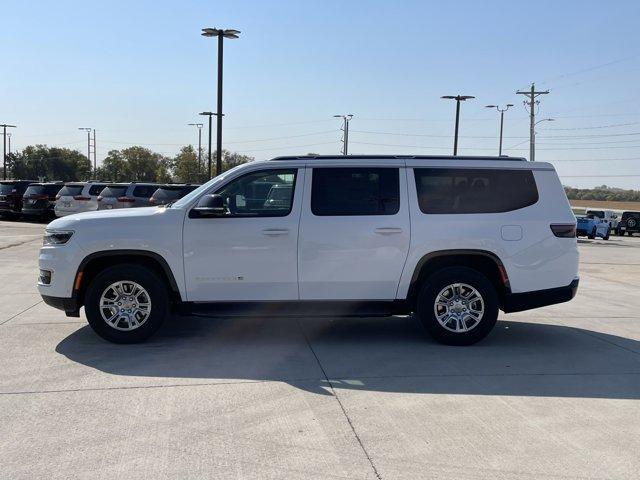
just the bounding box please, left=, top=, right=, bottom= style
left=0, top=183, right=18, bottom=194
left=24, top=185, right=46, bottom=196
left=58, top=185, right=84, bottom=197
left=586, top=210, right=604, bottom=218
left=100, top=186, right=127, bottom=197
left=414, top=168, right=539, bottom=214
left=88, top=184, right=106, bottom=196
left=132, top=185, right=156, bottom=198
left=311, top=168, right=400, bottom=216
left=152, top=187, right=185, bottom=201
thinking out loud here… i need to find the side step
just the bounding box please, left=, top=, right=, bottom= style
left=174, top=300, right=410, bottom=318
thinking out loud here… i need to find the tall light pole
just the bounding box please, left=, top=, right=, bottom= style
left=199, top=112, right=218, bottom=179
left=1, top=124, right=17, bottom=180
left=485, top=104, right=514, bottom=156
left=441, top=95, right=474, bottom=155
left=92, top=129, right=97, bottom=177
left=531, top=118, right=554, bottom=162
left=333, top=114, right=353, bottom=155
left=7, top=133, right=11, bottom=155
left=78, top=127, right=92, bottom=173
left=201, top=27, right=240, bottom=177
left=188, top=123, right=204, bottom=175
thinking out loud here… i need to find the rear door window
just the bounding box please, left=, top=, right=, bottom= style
left=311, top=168, right=400, bottom=216
left=414, top=168, right=539, bottom=214
left=0, top=183, right=18, bottom=194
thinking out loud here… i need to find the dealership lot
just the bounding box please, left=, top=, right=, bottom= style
left=1, top=220, right=639, bottom=479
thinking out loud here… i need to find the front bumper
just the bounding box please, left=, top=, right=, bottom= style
left=41, top=294, right=80, bottom=317
left=502, top=278, right=579, bottom=313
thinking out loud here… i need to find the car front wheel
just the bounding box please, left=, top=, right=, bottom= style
left=416, top=267, right=499, bottom=346
left=84, top=264, right=169, bottom=343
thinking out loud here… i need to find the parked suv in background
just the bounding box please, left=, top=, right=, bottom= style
left=576, top=214, right=610, bottom=240
left=97, top=183, right=158, bottom=210
left=0, top=180, right=36, bottom=219
left=149, top=184, right=200, bottom=206
left=585, top=208, right=619, bottom=234
left=618, top=211, right=640, bottom=236
left=54, top=181, right=107, bottom=217
left=39, top=155, right=579, bottom=345
left=22, top=182, right=63, bottom=219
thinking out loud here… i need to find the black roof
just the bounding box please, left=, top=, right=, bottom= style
left=270, top=155, right=527, bottom=162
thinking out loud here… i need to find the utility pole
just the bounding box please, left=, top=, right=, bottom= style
left=441, top=96, right=474, bottom=156
left=334, top=114, right=353, bottom=155
left=485, top=104, right=514, bottom=156
left=1, top=124, right=17, bottom=180
left=516, top=83, right=549, bottom=161
left=7, top=133, right=11, bottom=155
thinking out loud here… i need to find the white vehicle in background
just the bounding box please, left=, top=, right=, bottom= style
left=585, top=208, right=620, bottom=234
left=38, top=155, right=579, bottom=346
left=54, top=182, right=107, bottom=217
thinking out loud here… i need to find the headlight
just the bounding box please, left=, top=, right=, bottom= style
left=43, top=230, right=74, bottom=246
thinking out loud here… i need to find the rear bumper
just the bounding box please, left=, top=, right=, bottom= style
left=41, top=295, right=80, bottom=317
left=502, top=279, right=579, bottom=313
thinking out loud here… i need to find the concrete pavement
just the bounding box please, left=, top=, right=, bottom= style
left=0, top=219, right=639, bottom=479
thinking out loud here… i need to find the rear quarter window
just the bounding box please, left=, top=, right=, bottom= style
left=414, top=168, right=539, bottom=214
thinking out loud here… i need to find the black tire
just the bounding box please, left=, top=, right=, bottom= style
left=588, top=227, right=596, bottom=240
left=415, top=266, right=499, bottom=346
left=603, top=228, right=610, bottom=240
left=84, top=264, right=169, bottom=343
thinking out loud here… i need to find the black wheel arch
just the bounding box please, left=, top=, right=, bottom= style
left=406, top=250, right=510, bottom=310
left=73, top=250, right=182, bottom=309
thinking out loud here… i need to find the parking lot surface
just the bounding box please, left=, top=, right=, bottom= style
left=1, top=219, right=639, bottom=479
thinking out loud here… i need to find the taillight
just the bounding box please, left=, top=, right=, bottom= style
left=551, top=224, right=576, bottom=238
left=73, top=196, right=91, bottom=201
left=117, top=196, right=135, bottom=203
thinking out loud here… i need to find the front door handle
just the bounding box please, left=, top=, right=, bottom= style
left=262, top=228, right=290, bottom=236
left=374, top=227, right=403, bottom=235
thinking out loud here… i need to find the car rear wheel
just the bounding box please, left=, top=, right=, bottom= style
left=603, top=228, right=610, bottom=240
left=588, top=227, right=596, bottom=240
left=84, top=264, right=169, bottom=343
left=416, top=267, right=499, bottom=346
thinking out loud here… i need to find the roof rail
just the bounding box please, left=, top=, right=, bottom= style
left=270, top=154, right=527, bottom=162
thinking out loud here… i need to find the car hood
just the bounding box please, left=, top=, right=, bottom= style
left=46, top=206, right=176, bottom=230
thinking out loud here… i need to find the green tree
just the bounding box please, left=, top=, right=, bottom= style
left=173, top=145, right=203, bottom=183
left=97, top=146, right=171, bottom=182
left=7, top=145, right=90, bottom=181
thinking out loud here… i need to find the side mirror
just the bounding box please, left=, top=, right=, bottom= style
left=191, top=194, right=225, bottom=217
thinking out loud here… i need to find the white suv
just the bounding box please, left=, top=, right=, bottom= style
left=38, top=155, right=579, bottom=345
left=54, top=182, right=107, bottom=217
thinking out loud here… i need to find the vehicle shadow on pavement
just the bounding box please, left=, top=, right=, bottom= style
left=55, top=315, right=640, bottom=399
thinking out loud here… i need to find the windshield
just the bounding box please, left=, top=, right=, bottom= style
left=0, top=183, right=17, bottom=194
left=171, top=163, right=251, bottom=209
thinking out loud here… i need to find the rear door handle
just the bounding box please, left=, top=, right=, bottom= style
left=374, top=227, right=403, bottom=235
left=262, top=228, right=290, bottom=236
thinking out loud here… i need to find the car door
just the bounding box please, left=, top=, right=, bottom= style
left=183, top=167, right=303, bottom=301
left=298, top=164, right=410, bottom=300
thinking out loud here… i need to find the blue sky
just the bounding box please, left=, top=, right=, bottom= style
left=2, top=0, right=640, bottom=187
